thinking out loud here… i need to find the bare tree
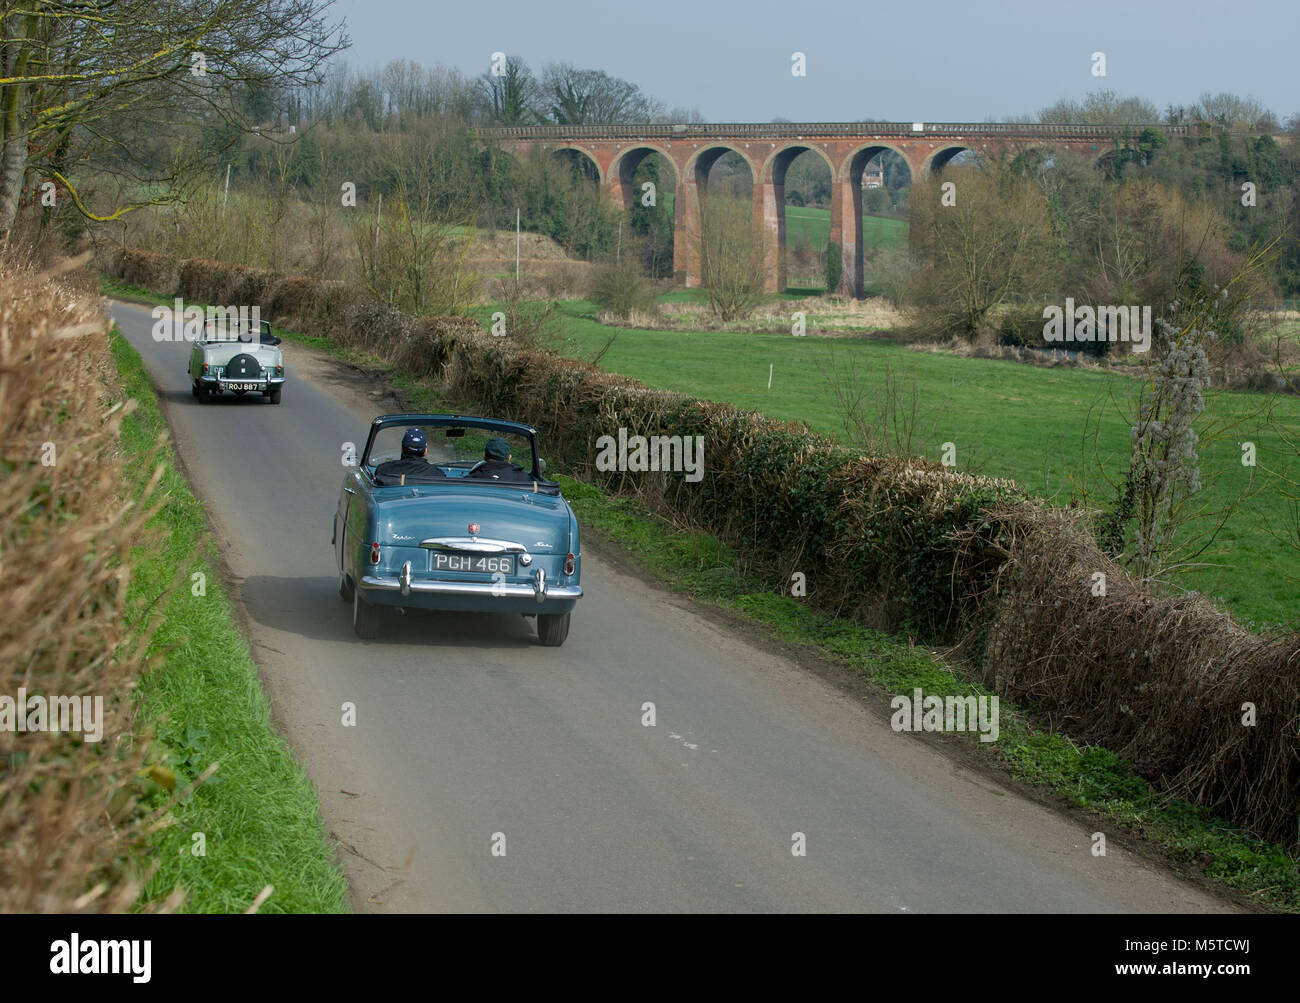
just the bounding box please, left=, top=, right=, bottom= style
left=1093, top=243, right=1277, bottom=584
left=696, top=196, right=769, bottom=321
left=481, top=56, right=537, bottom=126
left=539, top=63, right=664, bottom=124
left=0, top=0, right=348, bottom=239
left=907, top=163, right=1057, bottom=338
left=817, top=347, right=941, bottom=459
left=1192, top=92, right=1273, bottom=130
left=352, top=133, right=479, bottom=315
left=1038, top=90, right=1160, bottom=125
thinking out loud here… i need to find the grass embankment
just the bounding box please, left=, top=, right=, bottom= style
left=530, top=300, right=1299, bottom=629
left=103, top=277, right=1299, bottom=911
left=111, top=329, right=349, bottom=913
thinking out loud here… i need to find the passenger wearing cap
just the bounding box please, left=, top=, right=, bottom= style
left=374, top=428, right=444, bottom=483
left=467, top=436, right=528, bottom=481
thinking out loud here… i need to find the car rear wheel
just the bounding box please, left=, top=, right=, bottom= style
left=352, top=587, right=381, bottom=639
left=197, top=383, right=211, bottom=404
left=267, top=385, right=282, bottom=405
left=537, top=611, right=570, bottom=647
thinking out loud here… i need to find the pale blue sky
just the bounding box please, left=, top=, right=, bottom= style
left=324, top=0, right=1297, bottom=122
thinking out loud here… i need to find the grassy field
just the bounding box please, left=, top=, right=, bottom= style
left=111, top=330, right=350, bottom=913
left=784, top=206, right=908, bottom=255
left=783, top=207, right=907, bottom=291
left=542, top=299, right=1300, bottom=629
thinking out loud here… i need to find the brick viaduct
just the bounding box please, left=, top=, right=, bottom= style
left=476, top=121, right=1208, bottom=297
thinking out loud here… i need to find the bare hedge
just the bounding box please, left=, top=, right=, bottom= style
left=0, top=258, right=173, bottom=911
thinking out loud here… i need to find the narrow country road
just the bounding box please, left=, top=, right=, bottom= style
left=110, top=300, right=1233, bottom=913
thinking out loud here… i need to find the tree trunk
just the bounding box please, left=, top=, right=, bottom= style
left=0, top=125, right=28, bottom=238
left=0, top=15, right=34, bottom=240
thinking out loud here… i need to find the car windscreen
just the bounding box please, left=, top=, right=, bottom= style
left=200, top=320, right=267, bottom=345
left=367, top=425, right=536, bottom=474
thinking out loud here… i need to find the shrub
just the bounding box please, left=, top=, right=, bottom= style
left=590, top=259, right=658, bottom=319
left=825, top=241, right=842, bottom=295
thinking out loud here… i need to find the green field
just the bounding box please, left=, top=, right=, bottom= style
left=783, top=206, right=908, bottom=254
left=545, top=301, right=1300, bottom=629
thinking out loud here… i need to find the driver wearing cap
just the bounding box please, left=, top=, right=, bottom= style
left=375, top=428, right=443, bottom=482
left=468, top=436, right=529, bottom=481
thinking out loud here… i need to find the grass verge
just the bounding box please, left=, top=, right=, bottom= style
left=111, top=327, right=349, bottom=913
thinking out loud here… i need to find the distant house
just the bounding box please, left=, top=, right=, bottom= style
left=864, top=163, right=884, bottom=189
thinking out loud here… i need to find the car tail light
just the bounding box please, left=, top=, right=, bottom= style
left=202, top=363, right=209, bottom=374
left=564, top=553, right=575, bottom=575
left=370, top=542, right=380, bottom=565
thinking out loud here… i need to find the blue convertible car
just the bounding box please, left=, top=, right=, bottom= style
left=333, top=414, right=581, bottom=646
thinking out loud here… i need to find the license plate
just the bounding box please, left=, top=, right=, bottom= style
left=224, top=382, right=260, bottom=391
left=434, top=554, right=515, bottom=574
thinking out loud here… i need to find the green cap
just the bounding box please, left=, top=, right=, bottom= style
left=485, top=436, right=511, bottom=460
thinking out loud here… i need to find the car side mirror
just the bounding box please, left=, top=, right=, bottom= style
left=537, top=458, right=546, bottom=475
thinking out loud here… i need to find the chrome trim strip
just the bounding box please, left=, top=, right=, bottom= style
left=200, top=376, right=285, bottom=385
left=419, top=537, right=528, bottom=554
left=399, top=560, right=412, bottom=596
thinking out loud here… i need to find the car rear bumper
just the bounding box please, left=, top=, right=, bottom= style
left=360, top=567, right=581, bottom=614
left=198, top=375, right=286, bottom=388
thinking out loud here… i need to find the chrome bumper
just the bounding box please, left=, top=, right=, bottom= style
left=361, top=564, right=581, bottom=604
left=200, top=375, right=286, bottom=387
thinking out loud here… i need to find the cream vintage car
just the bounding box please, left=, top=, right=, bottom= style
left=188, top=318, right=285, bottom=405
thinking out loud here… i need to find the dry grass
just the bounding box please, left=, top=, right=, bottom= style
left=471, top=230, right=575, bottom=262
left=625, top=295, right=909, bottom=334
left=480, top=260, right=591, bottom=302
left=0, top=254, right=180, bottom=912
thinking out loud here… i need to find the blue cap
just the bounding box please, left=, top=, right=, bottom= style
left=401, top=428, right=427, bottom=456
left=485, top=437, right=511, bottom=461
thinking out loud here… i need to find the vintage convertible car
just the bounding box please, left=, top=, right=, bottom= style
left=333, top=414, right=581, bottom=646
left=188, top=318, right=285, bottom=404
